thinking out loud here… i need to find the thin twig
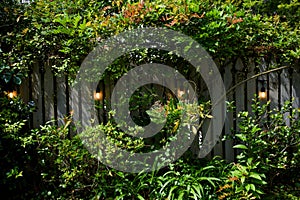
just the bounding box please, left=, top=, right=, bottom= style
left=210, top=65, right=290, bottom=114
left=197, top=65, right=291, bottom=133
left=226, top=65, right=290, bottom=97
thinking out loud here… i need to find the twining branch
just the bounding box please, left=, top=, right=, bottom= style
left=212, top=65, right=290, bottom=112
left=225, top=65, right=290, bottom=97
left=197, top=65, right=291, bottom=133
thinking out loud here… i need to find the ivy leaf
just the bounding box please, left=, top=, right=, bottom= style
left=0, top=64, right=9, bottom=73
left=86, top=21, right=91, bottom=27
left=241, top=176, right=246, bottom=184
left=73, top=14, right=82, bottom=28
left=245, top=184, right=251, bottom=191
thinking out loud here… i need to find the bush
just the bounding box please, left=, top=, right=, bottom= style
left=228, top=97, right=300, bottom=199
left=2, top=95, right=300, bottom=199
left=0, top=96, right=35, bottom=199
left=19, top=121, right=229, bottom=199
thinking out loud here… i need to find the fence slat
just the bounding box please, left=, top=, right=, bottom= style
left=247, top=59, right=256, bottom=112
left=44, top=63, right=54, bottom=123
left=224, top=62, right=234, bottom=161
left=292, top=71, right=300, bottom=109
left=56, top=75, right=67, bottom=126
left=31, top=62, right=43, bottom=127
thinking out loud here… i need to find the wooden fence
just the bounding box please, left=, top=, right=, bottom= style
left=19, top=58, right=300, bottom=161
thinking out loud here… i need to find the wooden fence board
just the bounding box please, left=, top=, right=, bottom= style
left=44, top=63, right=54, bottom=123
left=56, top=75, right=67, bottom=126
left=224, top=62, right=234, bottom=161
left=31, top=62, right=43, bottom=127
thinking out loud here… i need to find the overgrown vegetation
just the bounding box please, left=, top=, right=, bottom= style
left=0, top=0, right=299, bottom=77
left=1, top=94, right=299, bottom=199
left=1, top=0, right=300, bottom=199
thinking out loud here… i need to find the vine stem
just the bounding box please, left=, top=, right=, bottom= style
left=209, top=65, right=291, bottom=114
left=225, top=65, right=290, bottom=98
left=196, top=65, right=290, bottom=137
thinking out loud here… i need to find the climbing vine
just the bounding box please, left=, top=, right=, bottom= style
left=0, top=0, right=299, bottom=78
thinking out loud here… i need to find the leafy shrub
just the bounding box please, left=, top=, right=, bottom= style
left=0, top=96, right=35, bottom=199
left=0, top=63, right=24, bottom=90
left=217, top=158, right=267, bottom=200
left=17, top=121, right=228, bottom=199
left=2, top=96, right=300, bottom=199
left=29, top=122, right=101, bottom=199
left=150, top=156, right=224, bottom=200
left=233, top=98, right=300, bottom=179
left=226, top=97, right=300, bottom=199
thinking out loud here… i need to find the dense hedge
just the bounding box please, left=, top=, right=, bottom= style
left=0, top=0, right=299, bottom=78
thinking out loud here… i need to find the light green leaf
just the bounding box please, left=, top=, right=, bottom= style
left=233, top=144, right=248, bottom=150
left=250, top=184, right=255, bottom=191
left=241, top=176, right=245, bottom=184
left=249, top=173, right=262, bottom=180
left=137, top=194, right=145, bottom=200
left=245, top=184, right=251, bottom=192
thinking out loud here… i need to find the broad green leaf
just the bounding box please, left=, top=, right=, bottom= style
left=249, top=172, right=262, bottom=180
left=233, top=144, right=248, bottom=150
left=137, top=194, right=145, bottom=200
left=235, top=134, right=247, bottom=141
left=241, top=176, right=245, bottom=184
left=250, top=184, right=255, bottom=191
left=245, top=184, right=251, bottom=192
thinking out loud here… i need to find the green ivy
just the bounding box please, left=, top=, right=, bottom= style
left=1, top=0, right=299, bottom=79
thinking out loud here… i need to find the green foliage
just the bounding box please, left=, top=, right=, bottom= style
left=225, top=97, right=300, bottom=199
left=0, top=92, right=222, bottom=199
left=217, top=158, right=267, bottom=199
left=0, top=96, right=35, bottom=199
left=152, top=157, right=222, bottom=200
left=6, top=120, right=227, bottom=199
left=2, top=96, right=300, bottom=199
left=234, top=98, right=300, bottom=174
left=0, top=62, right=24, bottom=90
left=30, top=123, right=101, bottom=199
left=1, top=0, right=299, bottom=79
left=92, top=155, right=227, bottom=200
left=1, top=1, right=300, bottom=199
left=264, top=185, right=300, bottom=200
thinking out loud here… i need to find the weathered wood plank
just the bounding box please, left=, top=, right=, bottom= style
left=246, top=59, right=256, bottom=112
left=56, top=74, right=67, bottom=127
left=44, top=63, right=54, bottom=123
left=224, top=62, right=234, bottom=162
left=31, top=62, right=43, bottom=127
